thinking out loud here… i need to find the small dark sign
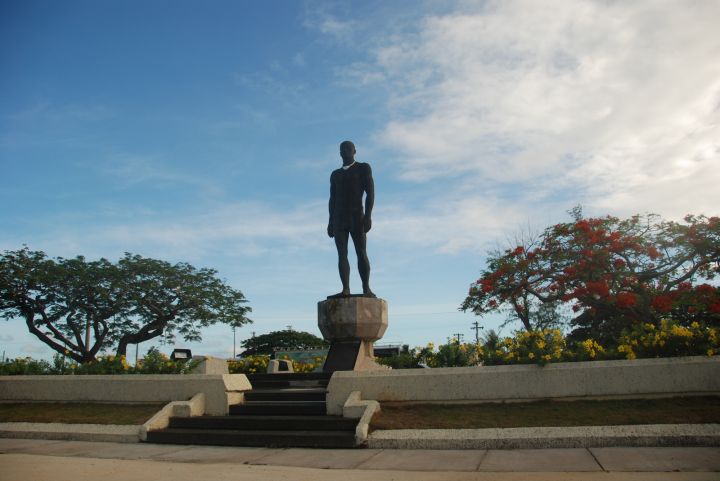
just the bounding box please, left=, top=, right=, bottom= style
left=171, top=348, right=192, bottom=361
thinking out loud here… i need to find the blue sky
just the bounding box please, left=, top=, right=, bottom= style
left=2, top=0, right=719, bottom=360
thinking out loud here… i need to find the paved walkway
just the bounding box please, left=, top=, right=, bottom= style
left=0, top=439, right=719, bottom=481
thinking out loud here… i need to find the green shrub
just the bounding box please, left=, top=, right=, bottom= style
left=0, top=348, right=198, bottom=375
left=0, top=357, right=51, bottom=375
left=429, top=342, right=481, bottom=367
left=134, top=347, right=199, bottom=374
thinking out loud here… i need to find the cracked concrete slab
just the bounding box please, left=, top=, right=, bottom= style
left=478, top=448, right=603, bottom=472
left=355, top=448, right=487, bottom=471
left=148, top=445, right=276, bottom=464
left=248, top=447, right=382, bottom=469
left=591, top=447, right=720, bottom=472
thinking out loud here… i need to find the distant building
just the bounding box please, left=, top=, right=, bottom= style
left=373, top=344, right=401, bottom=358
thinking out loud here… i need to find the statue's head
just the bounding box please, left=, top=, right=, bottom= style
left=340, top=140, right=356, bottom=162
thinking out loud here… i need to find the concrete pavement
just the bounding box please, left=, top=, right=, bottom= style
left=0, top=439, right=719, bottom=480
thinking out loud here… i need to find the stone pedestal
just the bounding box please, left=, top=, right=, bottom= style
left=318, top=296, right=388, bottom=373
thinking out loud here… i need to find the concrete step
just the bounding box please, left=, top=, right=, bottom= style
left=169, top=415, right=357, bottom=431
left=249, top=379, right=330, bottom=389
left=145, top=428, right=357, bottom=448
left=230, top=401, right=326, bottom=416
left=244, top=388, right=327, bottom=402
left=247, top=372, right=331, bottom=382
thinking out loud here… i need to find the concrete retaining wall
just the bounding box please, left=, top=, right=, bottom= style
left=326, top=356, right=720, bottom=415
left=0, top=374, right=251, bottom=415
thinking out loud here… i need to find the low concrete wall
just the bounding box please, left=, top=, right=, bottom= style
left=369, top=424, right=720, bottom=449
left=140, top=393, right=205, bottom=441
left=0, top=422, right=140, bottom=443
left=326, top=356, right=720, bottom=415
left=0, top=374, right=251, bottom=416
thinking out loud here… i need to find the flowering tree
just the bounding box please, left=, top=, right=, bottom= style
left=0, top=248, right=252, bottom=363
left=462, top=210, right=720, bottom=343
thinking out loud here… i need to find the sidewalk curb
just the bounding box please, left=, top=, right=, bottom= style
left=368, top=424, right=720, bottom=449
left=0, top=422, right=140, bottom=443
left=2, top=422, right=719, bottom=449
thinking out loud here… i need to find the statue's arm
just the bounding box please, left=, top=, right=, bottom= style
left=328, top=173, right=335, bottom=237
left=363, top=164, right=374, bottom=232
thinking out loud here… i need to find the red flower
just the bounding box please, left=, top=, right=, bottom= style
left=586, top=281, right=610, bottom=298
left=575, top=220, right=591, bottom=232
left=677, top=282, right=692, bottom=292
left=651, top=295, right=673, bottom=313
left=615, top=292, right=637, bottom=308
left=563, top=266, right=577, bottom=276
left=695, top=283, right=715, bottom=295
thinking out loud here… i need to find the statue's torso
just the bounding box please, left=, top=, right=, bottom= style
left=331, top=162, right=371, bottom=232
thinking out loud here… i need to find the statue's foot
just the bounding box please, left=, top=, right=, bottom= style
left=329, top=289, right=351, bottom=298
left=363, top=288, right=376, bottom=298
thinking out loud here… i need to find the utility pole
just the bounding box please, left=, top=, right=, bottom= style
left=232, top=326, right=236, bottom=358
left=471, top=321, right=484, bottom=343
left=452, top=333, right=464, bottom=344
left=286, top=325, right=293, bottom=331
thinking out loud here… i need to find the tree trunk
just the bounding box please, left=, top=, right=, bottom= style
left=115, top=319, right=169, bottom=358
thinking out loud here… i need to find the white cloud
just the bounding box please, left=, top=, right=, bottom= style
left=292, top=52, right=306, bottom=66
left=374, top=194, right=527, bottom=254
left=302, top=3, right=356, bottom=44
left=100, top=154, right=222, bottom=193
left=0, top=201, right=329, bottom=262
left=339, top=0, right=720, bottom=219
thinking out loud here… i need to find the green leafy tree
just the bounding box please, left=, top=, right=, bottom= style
left=462, top=210, right=720, bottom=343
left=376, top=345, right=425, bottom=369
left=240, top=329, right=328, bottom=357
left=0, top=248, right=251, bottom=363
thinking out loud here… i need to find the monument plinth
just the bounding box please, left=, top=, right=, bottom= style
left=318, top=296, right=388, bottom=372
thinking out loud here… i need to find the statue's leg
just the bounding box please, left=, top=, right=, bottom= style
left=334, top=230, right=351, bottom=295
left=350, top=230, right=374, bottom=296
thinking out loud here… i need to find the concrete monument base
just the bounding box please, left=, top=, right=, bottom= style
left=318, top=296, right=388, bottom=373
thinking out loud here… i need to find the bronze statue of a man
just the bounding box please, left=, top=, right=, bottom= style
left=327, top=140, right=375, bottom=297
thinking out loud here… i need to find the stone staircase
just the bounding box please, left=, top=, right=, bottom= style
left=145, top=372, right=359, bottom=448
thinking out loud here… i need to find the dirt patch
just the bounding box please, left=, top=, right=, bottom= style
left=370, top=396, right=720, bottom=430
left=0, top=403, right=165, bottom=425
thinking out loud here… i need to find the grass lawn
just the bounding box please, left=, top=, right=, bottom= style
left=0, top=403, right=165, bottom=425
left=370, top=396, right=720, bottom=430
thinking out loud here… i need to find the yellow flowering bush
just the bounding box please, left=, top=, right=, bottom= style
left=292, top=357, right=324, bottom=373
left=616, top=319, right=719, bottom=359
left=228, top=355, right=270, bottom=374
left=571, top=338, right=606, bottom=362
left=497, top=329, right=567, bottom=365
left=74, top=354, right=131, bottom=374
